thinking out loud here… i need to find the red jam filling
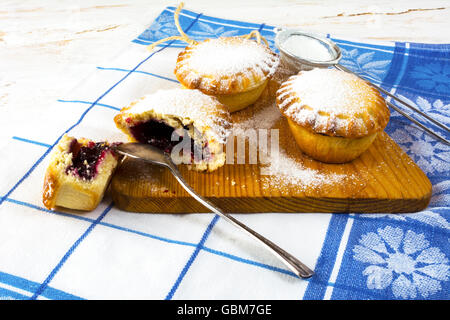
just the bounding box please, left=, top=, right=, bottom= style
left=129, top=119, right=209, bottom=161
left=66, top=139, right=116, bottom=180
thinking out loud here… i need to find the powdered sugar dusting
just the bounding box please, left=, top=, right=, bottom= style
left=233, top=101, right=281, bottom=132
left=182, top=37, right=278, bottom=78
left=261, top=149, right=348, bottom=191
left=125, top=88, right=231, bottom=143
left=287, top=68, right=371, bottom=115
left=226, top=80, right=350, bottom=191
left=277, top=68, right=388, bottom=137
left=282, top=35, right=333, bottom=61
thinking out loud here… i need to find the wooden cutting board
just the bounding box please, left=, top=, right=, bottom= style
left=109, top=73, right=432, bottom=214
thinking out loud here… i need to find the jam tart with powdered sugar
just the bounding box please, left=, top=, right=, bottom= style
left=145, top=3, right=279, bottom=113
left=174, top=36, right=279, bottom=112
left=276, top=68, right=390, bottom=163
left=114, top=88, right=232, bottom=172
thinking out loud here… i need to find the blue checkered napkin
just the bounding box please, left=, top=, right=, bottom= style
left=0, top=6, right=449, bottom=300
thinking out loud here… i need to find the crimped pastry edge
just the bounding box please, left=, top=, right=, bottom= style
left=114, top=99, right=231, bottom=172
left=174, top=37, right=280, bottom=96
left=276, top=72, right=390, bottom=138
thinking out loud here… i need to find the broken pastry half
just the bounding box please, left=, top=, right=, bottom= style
left=174, top=37, right=279, bottom=113
left=43, top=135, right=120, bottom=210
left=114, top=88, right=232, bottom=171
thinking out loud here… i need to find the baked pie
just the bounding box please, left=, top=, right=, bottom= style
left=145, top=3, right=279, bottom=113
left=43, top=135, right=120, bottom=210
left=276, top=68, right=390, bottom=163
left=114, top=88, right=232, bottom=171
left=174, top=36, right=279, bottom=113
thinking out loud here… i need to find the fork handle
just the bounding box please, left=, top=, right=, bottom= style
left=165, top=161, right=314, bottom=279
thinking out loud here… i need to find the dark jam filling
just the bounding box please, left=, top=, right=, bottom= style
left=66, top=139, right=114, bottom=180
left=129, top=119, right=208, bottom=162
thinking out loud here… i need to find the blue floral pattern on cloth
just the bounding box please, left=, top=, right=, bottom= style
left=0, top=6, right=448, bottom=300
left=133, top=9, right=450, bottom=299
left=133, top=6, right=277, bottom=47
left=340, top=48, right=391, bottom=83
left=353, top=226, right=448, bottom=299
left=78, top=6, right=450, bottom=301
left=409, top=62, right=450, bottom=94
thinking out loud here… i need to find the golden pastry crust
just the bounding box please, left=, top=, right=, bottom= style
left=276, top=68, right=390, bottom=163
left=286, top=118, right=378, bottom=163
left=42, top=135, right=119, bottom=211
left=114, top=88, right=232, bottom=171
left=174, top=37, right=279, bottom=96
left=277, top=68, right=390, bottom=139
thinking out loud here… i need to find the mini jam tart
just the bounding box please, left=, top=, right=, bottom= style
left=114, top=88, right=232, bottom=172
left=276, top=68, right=390, bottom=163
left=42, top=135, right=120, bottom=211
left=174, top=37, right=279, bottom=113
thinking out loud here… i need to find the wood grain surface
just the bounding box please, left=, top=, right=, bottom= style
left=2, top=1, right=437, bottom=213
left=110, top=74, right=432, bottom=214
left=110, top=133, right=431, bottom=214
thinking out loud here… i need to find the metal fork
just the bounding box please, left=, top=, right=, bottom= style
left=114, top=143, right=315, bottom=279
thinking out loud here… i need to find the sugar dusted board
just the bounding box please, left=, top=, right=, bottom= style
left=110, top=71, right=432, bottom=214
